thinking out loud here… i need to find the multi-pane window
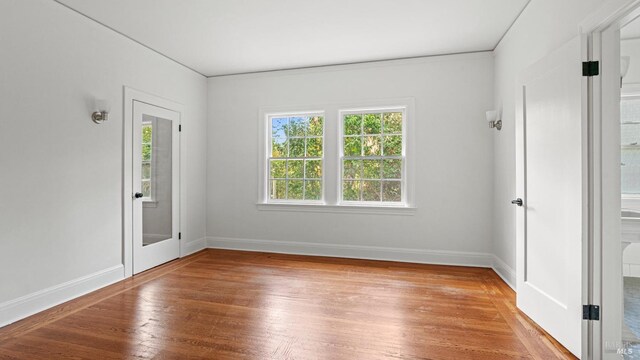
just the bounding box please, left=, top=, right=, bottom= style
left=622, top=97, right=640, bottom=194
left=141, top=122, right=153, bottom=199
left=268, top=114, right=324, bottom=202
left=262, top=104, right=410, bottom=208
left=341, top=110, right=404, bottom=203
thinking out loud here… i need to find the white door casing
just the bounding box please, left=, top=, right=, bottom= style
left=581, top=1, right=640, bottom=356
left=598, top=20, right=624, bottom=358
left=515, top=36, right=584, bottom=357
left=123, top=87, right=185, bottom=277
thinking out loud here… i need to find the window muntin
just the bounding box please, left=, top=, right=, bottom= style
left=141, top=122, right=153, bottom=199
left=340, top=109, right=405, bottom=204
left=268, top=113, right=324, bottom=202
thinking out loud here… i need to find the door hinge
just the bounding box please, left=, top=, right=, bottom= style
left=178, top=232, right=182, bottom=240
left=179, top=124, right=182, bottom=132
left=582, top=304, right=600, bottom=320
left=582, top=61, right=599, bottom=77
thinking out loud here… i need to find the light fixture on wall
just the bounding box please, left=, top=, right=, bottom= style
left=486, top=110, right=501, bottom=131
left=92, top=99, right=110, bottom=124
left=621, top=56, right=631, bottom=87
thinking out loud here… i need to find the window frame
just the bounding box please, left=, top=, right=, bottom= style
left=257, top=98, right=415, bottom=215
left=337, top=107, right=408, bottom=207
left=265, top=111, right=326, bottom=205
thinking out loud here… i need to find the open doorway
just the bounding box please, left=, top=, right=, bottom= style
left=582, top=1, right=640, bottom=357
left=619, top=17, right=640, bottom=357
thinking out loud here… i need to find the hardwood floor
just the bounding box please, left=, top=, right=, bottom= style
left=0, top=249, right=576, bottom=359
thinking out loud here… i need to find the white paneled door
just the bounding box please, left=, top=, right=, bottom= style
left=515, top=37, right=583, bottom=357
left=132, top=101, right=180, bottom=274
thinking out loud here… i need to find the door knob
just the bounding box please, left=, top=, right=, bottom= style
left=511, top=198, right=523, bottom=206
left=134, top=192, right=144, bottom=199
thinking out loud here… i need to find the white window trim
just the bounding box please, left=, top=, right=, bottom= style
left=264, top=111, right=326, bottom=204
left=621, top=84, right=640, bottom=210
left=257, top=98, right=415, bottom=214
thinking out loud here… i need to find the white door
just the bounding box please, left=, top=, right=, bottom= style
left=132, top=101, right=180, bottom=274
left=515, top=36, right=583, bottom=357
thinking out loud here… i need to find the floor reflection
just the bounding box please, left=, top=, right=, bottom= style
left=130, top=282, right=168, bottom=358
left=254, top=270, right=410, bottom=358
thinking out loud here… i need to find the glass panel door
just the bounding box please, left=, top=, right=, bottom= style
left=132, top=101, right=180, bottom=274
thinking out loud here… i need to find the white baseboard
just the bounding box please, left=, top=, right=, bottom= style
left=182, top=237, right=207, bottom=257
left=491, top=255, right=516, bottom=290
left=207, top=236, right=494, bottom=268
left=0, top=264, right=124, bottom=328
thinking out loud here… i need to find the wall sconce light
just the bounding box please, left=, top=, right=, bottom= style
left=92, top=110, right=109, bottom=124
left=621, top=56, right=631, bottom=87
left=92, top=99, right=110, bottom=124
left=486, top=110, right=501, bottom=131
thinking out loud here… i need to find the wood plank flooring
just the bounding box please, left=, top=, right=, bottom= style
left=0, top=249, right=576, bottom=359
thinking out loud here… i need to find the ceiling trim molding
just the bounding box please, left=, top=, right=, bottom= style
left=493, top=0, right=532, bottom=50
left=52, top=0, right=207, bottom=78
left=207, top=50, right=493, bottom=79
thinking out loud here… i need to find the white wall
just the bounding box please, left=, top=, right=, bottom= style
left=207, top=53, right=495, bottom=263
left=0, top=0, right=207, bottom=310
left=492, top=0, right=606, bottom=272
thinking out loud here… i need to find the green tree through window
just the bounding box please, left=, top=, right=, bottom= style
left=342, top=111, right=403, bottom=203
left=141, top=123, right=152, bottom=198
left=269, top=114, right=324, bottom=201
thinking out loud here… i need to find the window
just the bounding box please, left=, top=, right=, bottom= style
left=259, top=100, right=413, bottom=213
left=268, top=113, right=324, bottom=202
left=141, top=121, right=153, bottom=200
left=340, top=109, right=405, bottom=204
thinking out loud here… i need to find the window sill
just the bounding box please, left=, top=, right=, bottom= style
left=256, top=202, right=416, bottom=216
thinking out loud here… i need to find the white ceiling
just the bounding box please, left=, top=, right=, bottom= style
left=56, top=0, right=529, bottom=77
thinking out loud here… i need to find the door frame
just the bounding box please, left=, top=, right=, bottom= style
left=123, top=87, right=185, bottom=277
left=581, top=0, right=640, bottom=357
